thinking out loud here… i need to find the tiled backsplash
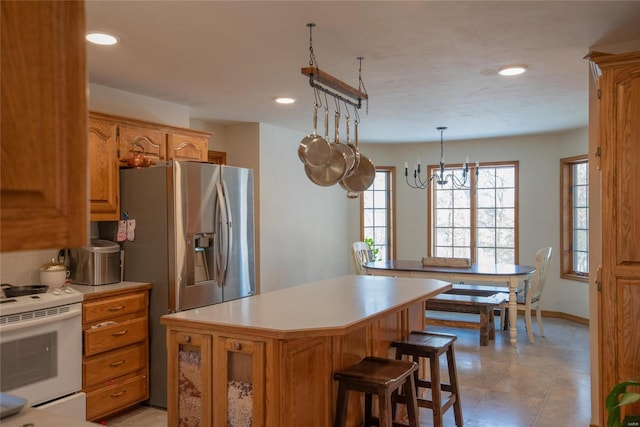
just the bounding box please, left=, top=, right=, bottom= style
left=0, top=249, right=60, bottom=285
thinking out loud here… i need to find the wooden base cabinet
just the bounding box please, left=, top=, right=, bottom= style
left=165, top=305, right=423, bottom=427
left=161, top=276, right=447, bottom=427
left=82, top=289, right=150, bottom=421
left=167, top=329, right=213, bottom=427
left=166, top=330, right=266, bottom=427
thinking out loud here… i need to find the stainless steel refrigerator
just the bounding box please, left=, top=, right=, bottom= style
left=119, top=160, right=255, bottom=408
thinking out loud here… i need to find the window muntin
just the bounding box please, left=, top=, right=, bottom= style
left=361, top=168, right=395, bottom=261
left=429, top=162, right=518, bottom=264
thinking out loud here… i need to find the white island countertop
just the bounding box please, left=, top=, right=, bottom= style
left=161, top=274, right=451, bottom=339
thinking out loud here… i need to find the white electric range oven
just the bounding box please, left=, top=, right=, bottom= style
left=0, top=286, right=85, bottom=418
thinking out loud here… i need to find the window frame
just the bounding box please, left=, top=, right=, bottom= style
left=560, top=155, right=589, bottom=282
left=360, top=166, right=396, bottom=261
left=427, top=161, right=519, bottom=264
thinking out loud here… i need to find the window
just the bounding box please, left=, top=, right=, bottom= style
left=361, top=167, right=395, bottom=261
left=428, top=162, right=518, bottom=264
left=561, top=156, right=589, bottom=281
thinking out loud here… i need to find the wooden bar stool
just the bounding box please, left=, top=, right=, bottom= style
left=333, top=356, right=420, bottom=427
left=391, top=331, right=463, bottom=427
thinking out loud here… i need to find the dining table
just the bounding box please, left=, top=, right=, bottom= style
left=363, top=260, right=535, bottom=344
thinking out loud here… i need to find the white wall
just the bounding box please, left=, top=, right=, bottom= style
left=350, top=127, right=590, bottom=319
left=257, top=123, right=349, bottom=293
left=89, top=83, right=191, bottom=127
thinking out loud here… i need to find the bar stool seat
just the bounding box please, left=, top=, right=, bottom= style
left=333, top=356, right=420, bottom=427
left=391, top=331, right=463, bottom=427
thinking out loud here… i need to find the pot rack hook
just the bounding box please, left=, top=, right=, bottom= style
left=343, top=100, right=351, bottom=123
left=313, top=85, right=322, bottom=109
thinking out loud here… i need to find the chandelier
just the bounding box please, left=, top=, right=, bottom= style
left=405, top=126, right=478, bottom=190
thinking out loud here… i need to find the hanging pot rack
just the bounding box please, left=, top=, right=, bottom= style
left=300, top=23, right=368, bottom=110
left=298, top=23, right=375, bottom=197
left=301, top=65, right=368, bottom=110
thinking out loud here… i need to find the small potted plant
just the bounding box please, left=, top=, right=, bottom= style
left=606, top=377, right=640, bottom=427
left=364, top=237, right=380, bottom=262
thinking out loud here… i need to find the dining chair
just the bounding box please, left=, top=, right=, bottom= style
left=500, top=246, right=553, bottom=343
left=352, top=241, right=371, bottom=274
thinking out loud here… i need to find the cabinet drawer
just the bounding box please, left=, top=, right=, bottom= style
left=84, top=316, right=147, bottom=356
left=83, top=292, right=147, bottom=324
left=83, top=342, right=146, bottom=387
left=86, top=374, right=148, bottom=421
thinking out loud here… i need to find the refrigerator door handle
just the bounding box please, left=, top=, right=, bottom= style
left=216, top=181, right=231, bottom=287
left=221, top=180, right=233, bottom=286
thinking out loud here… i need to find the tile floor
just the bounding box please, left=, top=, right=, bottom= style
left=102, top=316, right=591, bottom=427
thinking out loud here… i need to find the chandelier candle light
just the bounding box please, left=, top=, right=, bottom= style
left=405, top=126, right=479, bottom=190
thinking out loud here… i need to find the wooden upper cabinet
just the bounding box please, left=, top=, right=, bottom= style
left=168, top=133, right=209, bottom=161
left=592, top=50, right=640, bottom=423
left=88, top=116, right=120, bottom=221
left=0, top=1, right=88, bottom=251
left=118, top=124, right=168, bottom=165
left=87, top=112, right=211, bottom=221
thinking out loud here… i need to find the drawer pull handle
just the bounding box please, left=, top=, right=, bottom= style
left=109, top=360, right=125, bottom=367
left=108, top=305, right=125, bottom=311
left=233, top=342, right=241, bottom=350
left=110, top=389, right=127, bottom=398
left=112, top=330, right=128, bottom=337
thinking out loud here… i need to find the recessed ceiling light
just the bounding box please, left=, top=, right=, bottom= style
left=275, top=97, right=295, bottom=104
left=86, top=32, right=119, bottom=46
left=498, top=65, right=527, bottom=76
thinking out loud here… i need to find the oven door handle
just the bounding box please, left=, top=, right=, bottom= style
left=0, top=309, right=81, bottom=333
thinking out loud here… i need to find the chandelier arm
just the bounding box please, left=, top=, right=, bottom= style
left=415, top=170, right=438, bottom=188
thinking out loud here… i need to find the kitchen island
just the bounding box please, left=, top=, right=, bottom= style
left=160, top=274, right=450, bottom=427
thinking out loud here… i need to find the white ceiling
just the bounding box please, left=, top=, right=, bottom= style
left=85, top=1, right=640, bottom=144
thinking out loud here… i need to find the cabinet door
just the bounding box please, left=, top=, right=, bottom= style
left=118, top=124, right=167, bottom=165
left=167, top=330, right=212, bottom=427
left=88, top=116, right=120, bottom=221
left=596, top=52, right=640, bottom=421
left=0, top=1, right=87, bottom=251
left=168, top=133, right=208, bottom=161
left=215, top=337, right=265, bottom=427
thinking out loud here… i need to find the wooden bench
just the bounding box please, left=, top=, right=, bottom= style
left=426, top=285, right=508, bottom=346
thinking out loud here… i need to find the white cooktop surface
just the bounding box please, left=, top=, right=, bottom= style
left=0, top=286, right=82, bottom=316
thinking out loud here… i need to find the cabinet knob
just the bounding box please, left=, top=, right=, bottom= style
left=233, top=342, right=241, bottom=350
left=184, top=335, right=191, bottom=343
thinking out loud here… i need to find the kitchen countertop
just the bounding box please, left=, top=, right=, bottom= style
left=161, top=274, right=451, bottom=339
left=70, top=281, right=151, bottom=300
left=1, top=407, right=100, bottom=427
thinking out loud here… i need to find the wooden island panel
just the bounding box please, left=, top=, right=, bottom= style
left=161, top=275, right=450, bottom=427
